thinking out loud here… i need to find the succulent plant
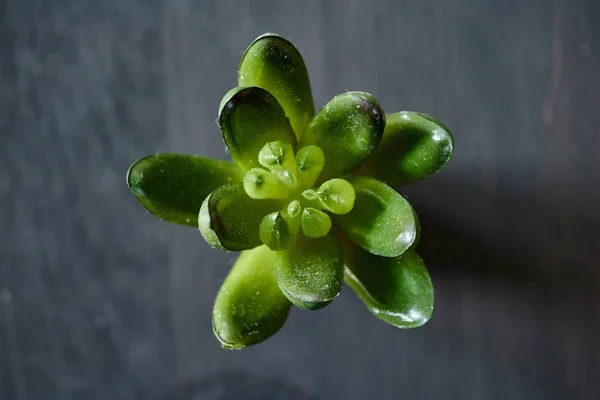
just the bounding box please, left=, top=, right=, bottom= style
left=127, top=33, right=453, bottom=349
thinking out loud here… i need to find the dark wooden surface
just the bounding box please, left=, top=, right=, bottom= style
left=1, top=0, right=599, bottom=399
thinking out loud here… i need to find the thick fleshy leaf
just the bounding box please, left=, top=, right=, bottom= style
left=213, top=246, right=291, bottom=349
left=358, top=111, right=453, bottom=186
left=333, top=176, right=417, bottom=257
left=218, top=86, right=297, bottom=171
left=238, top=33, right=315, bottom=139
left=300, top=92, right=385, bottom=181
left=275, top=233, right=343, bottom=310
left=343, top=244, right=434, bottom=329
left=198, top=184, right=280, bottom=251
left=127, top=153, right=243, bottom=226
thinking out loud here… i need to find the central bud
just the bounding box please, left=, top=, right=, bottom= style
left=242, top=141, right=356, bottom=251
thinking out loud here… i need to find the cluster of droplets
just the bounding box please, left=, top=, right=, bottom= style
left=243, top=140, right=356, bottom=250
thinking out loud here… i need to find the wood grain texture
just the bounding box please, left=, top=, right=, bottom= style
left=1, top=0, right=599, bottom=399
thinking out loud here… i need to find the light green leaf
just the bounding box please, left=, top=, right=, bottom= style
left=333, top=176, right=417, bottom=257
left=127, top=153, right=243, bottom=226
left=300, top=92, right=385, bottom=181
left=238, top=33, right=315, bottom=139
left=275, top=234, right=343, bottom=310
left=218, top=86, right=297, bottom=171
left=213, top=246, right=291, bottom=349
left=358, top=111, right=453, bottom=186
left=344, top=244, right=434, bottom=329
left=198, top=184, right=280, bottom=251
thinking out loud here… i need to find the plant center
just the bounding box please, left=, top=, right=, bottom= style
left=242, top=140, right=356, bottom=250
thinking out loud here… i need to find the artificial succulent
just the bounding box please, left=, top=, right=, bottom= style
left=127, top=33, right=453, bottom=349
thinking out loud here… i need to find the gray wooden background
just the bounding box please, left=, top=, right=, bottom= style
left=1, top=0, right=599, bottom=399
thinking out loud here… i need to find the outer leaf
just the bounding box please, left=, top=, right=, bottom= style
left=219, top=86, right=297, bottom=171
left=198, top=184, right=280, bottom=251
left=238, top=33, right=315, bottom=139
left=213, top=246, right=291, bottom=349
left=343, top=243, right=434, bottom=329
left=333, top=176, right=417, bottom=257
left=300, top=92, right=385, bottom=182
left=358, top=111, right=453, bottom=186
left=127, top=153, right=243, bottom=226
left=275, top=233, right=343, bottom=310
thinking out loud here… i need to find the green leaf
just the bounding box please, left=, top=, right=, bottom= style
left=358, top=111, right=453, bottom=186
left=127, top=153, right=243, bottom=227
left=259, top=212, right=296, bottom=250
left=295, top=145, right=325, bottom=188
left=333, top=176, right=417, bottom=257
left=275, top=233, right=343, bottom=310
left=301, top=207, right=332, bottom=238
left=198, top=184, right=280, bottom=251
left=213, top=246, right=291, bottom=349
left=343, top=244, right=434, bottom=329
left=300, top=92, right=385, bottom=181
left=238, top=33, right=315, bottom=139
left=218, top=86, right=297, bottom=171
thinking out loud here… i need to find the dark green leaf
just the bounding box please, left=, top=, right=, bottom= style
left=219, top=86, right=297, bottom=171
left=333, top=176, right=417, bottom=257
left=300, top=92, right=385, bottom=181
left=238, top=33, right=315, bottom=139
left=127, top=153, right=243, bottom=226
left=343, top=244, right=434, bottom=329
left=213, top=246, right=291, bottom=349
left=276, top=233, right=343, bottom=310
left=198, top=184, right=280, bottom=251
left=359, top=111, right=453, bottom=186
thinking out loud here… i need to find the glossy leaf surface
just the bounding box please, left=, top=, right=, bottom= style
left=238, top=33, right=315, bottom=138
left=198, top=184, right=280, bottom=251
left=213, top=246, right=291, bottom=349
left=300, top=92, right=385, bottom=181
left=219, top=86, right=297, bottom=171
left=359, top=111, right=453, bottom=186
left=333, top=176, right=417, bottom=257
left=344, top=244, right=434, bottom=329
left=275, top=234, right=343, bottom=310
left=127, top=153, right=243, bottom=226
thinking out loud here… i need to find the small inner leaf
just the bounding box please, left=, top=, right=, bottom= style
left=258, top=140, right=296, bottom=172
left=295, top=145, right=325, bottom=188
left=316, top=179, right=356, bottom=215
left=301, top=208, right=332, bottom=238
left=243, top=168, right=291, bottom=199
left=287, top=200, right=301, bottom=217
left=260, top=212, right=295, bottom=251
